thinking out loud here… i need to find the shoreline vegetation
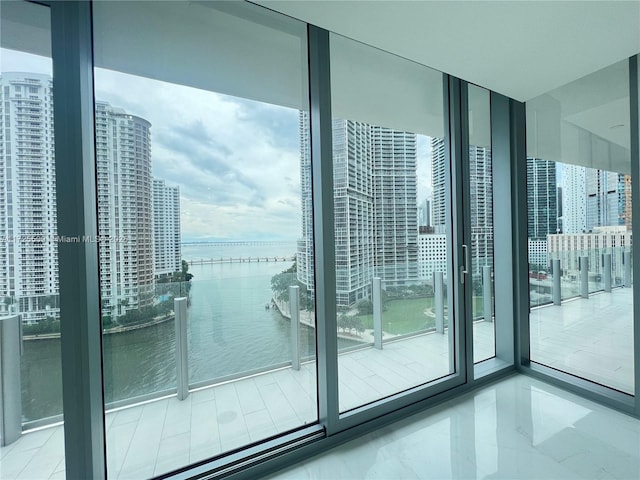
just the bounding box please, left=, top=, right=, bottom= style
left=267, top=260, right=480, bottom=341
left=23, top=313, right=176, bottom=341
left=20, top=256, right=487, bottom=342
left=21, top=260, right=194, bottom=341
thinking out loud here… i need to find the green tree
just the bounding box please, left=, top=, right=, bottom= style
left=337, top=314, right=348, bottom=332
left=352, top=317, right=365, bottom=335
left=356, top=299, right=373, bottom=315
left=181, top=260, right=194, bottom=281
left=270, top=260, right=316, bottom=311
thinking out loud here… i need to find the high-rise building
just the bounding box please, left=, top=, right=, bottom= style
left=0, top=73, right=59, bottom=323
left=430, top=137, right=447, bottom=233
left=298, top=115, right=418, bottom=306
left=371, top=125, right=418, bottom=286
left=297, top=113, right=314, bottom=296
left=418, top=199, right=431, bottom=229
left=152, top=178, right=181, bottom=277
left=431, top=138, right=494, bottom=276
left=561, top=164, right=587, bottom=234
left=95, top=101, right=154, bottom=317
left=469, top=145, right=494, bottom=274
left=586, top=168, right=628, bottom=231
left=526, top=158, right=557, bottom=269
left=556, top=186, right=563, bottom=233
left=559, top=164, right=630, bottom=235
left=0, top=76, right=163, bottom=322
left=526, top=158, right=558, bottom=240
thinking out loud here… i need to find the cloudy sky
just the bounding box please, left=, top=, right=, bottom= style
left=2, top=48, right=433, bottom=243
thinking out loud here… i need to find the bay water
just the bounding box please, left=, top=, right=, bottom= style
left=21, top=243, right=342, bottom=423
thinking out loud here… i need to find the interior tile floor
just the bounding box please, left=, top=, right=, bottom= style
left=267, top=374, right=640, bottom=480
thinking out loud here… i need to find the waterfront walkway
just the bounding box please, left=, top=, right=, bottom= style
left=1, top=288, right=633, bottom=479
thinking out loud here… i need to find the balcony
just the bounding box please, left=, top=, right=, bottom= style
left=1, top=266, right=633, bottom=480
left=0, top=319, right=495, bottom=479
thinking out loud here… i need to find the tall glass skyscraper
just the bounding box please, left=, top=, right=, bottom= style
left=298, top=114, right=418, bottom=306
left=431, top=137, right=494, bottom=276
left=526, top=157, right=558, bottom=239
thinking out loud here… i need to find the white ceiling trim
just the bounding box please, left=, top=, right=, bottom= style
left=256, top=0, right=640, bottom=102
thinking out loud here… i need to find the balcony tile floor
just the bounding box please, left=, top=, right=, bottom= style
left=530, top=288, right=634, bottom=394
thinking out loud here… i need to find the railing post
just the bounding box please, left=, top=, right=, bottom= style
left=552, top=259, right=561, bottom=306
left=0, top=314, right=22, bottom=446
left=580, top=256, right=589, bottom=299
left=434, top=271, right=444, bottom=334
left=604, top=253, right=612, bottom=292
left=372, top=277, right=383, bottom=349
left=624, top=250, right=632, bottom=287
left=482, top=266, right=493, bottom=322
left=174, top=297, right=189, bottom=400
left=289, top=285, right=300, bottom=370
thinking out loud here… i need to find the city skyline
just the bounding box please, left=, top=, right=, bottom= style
left=0, top=72, right=182, bottom=320
left=297, top=115, right=421, bottom=306
left=2, top=48, right=436, bottom=244
left=3, top=49, right=632, bottom=297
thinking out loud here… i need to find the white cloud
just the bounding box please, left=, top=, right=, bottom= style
left=94, top=67, right=304, bottom=242
left=0, top=49, right=51, bottom=75
left=2, top=48, right=436, bottom=243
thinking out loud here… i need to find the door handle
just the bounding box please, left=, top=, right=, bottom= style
left=460, top=244, right=470, bottom=284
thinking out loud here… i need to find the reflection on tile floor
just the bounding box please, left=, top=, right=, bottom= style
left=267, top=374, right=640, bottom=480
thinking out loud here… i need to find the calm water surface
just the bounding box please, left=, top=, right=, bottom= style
left=21, top=243, right=340, bottom=422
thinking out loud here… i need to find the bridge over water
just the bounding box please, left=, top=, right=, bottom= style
left=181, top=241, right=292, bottom=247
left=187, top=256, right=295, bottom=265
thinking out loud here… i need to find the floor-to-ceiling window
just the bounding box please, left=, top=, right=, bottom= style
left=526, top=60, right=634, bottom=395
left=13, top=1, right=640, bottom=478
left=0, top=2, right=66, bottom=478
left=327, top=33, right=461, bottom=414
left=92, top=2, right=315, bottom=477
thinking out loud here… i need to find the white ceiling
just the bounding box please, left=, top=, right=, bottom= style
left=255, top=0, right=640, bottom=102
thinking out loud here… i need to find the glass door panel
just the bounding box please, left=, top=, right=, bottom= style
left=468, top=85, right=496, bottom=363
left=1, top=2, right=65, bottom=478
left=326, top=33, right=454, bottom=413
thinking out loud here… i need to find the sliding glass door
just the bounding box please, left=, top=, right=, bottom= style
left=326, top=33, right=465, bottom=418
